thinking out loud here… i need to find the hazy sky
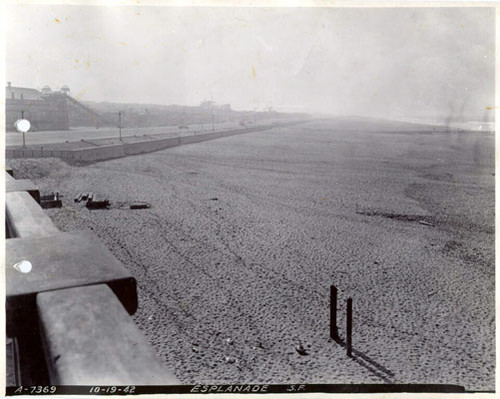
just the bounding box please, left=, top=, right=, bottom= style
left=6, top=5, right=495, bottom=122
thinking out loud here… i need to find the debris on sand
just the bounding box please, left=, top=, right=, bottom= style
left=225, top=338, right=234, bottom=345
left=224, top=356, right=236, bottom=364
left=419, top=220, right=434, bottom=227
left=40, top=192, right=62, bottom=209
left=75, top=192, right=96, bottom=203
left=130, top=202, right=151, bottom=210
left=210, top=197, right=219, bottom=201
left=295, top=341, right=309, bottom=356
left=86, top=196, right=110, bottom=209
left=251, top=342, right=265, bottom=350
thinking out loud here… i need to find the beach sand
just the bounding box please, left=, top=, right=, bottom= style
left=9, top=119, right=495, bottom=390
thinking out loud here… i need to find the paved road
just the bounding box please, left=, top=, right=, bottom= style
left=5, top=121, right=246, bottom=147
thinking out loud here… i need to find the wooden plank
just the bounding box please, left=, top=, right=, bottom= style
left=37, top=284, right=179, bottom=385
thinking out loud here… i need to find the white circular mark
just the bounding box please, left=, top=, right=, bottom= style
left=15, top=119, right=31, bottom=133
left=13, top=260, right=32, bottom=274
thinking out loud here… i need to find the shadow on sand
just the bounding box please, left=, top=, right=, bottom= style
left=332, top=337, right=395, bottom=383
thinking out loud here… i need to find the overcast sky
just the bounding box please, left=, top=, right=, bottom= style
left=6, top=5, right=495, bottom=122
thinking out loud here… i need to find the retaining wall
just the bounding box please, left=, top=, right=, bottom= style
left=66, top=144, right=126, bottom=162
left=6, top=120, right=310, bottom=164
left=178, top=132, right=217, bottom=145
left=123, top=137, right=181, bottom=155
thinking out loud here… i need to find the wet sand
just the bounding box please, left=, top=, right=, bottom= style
left=10, top=119, right=495, bottom=390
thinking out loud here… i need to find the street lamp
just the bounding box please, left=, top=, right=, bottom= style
left=15, top=112, right=31, bottom=149
left=21, top=110, right=25, bottom=148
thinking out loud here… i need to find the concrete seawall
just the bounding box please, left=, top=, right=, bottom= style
left=6, top=120, right=309, bottom=164
left=123, top=136, right=182, bottom=155
left=69, top=144, right=126, bottom=162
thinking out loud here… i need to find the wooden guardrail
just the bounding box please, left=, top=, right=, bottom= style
left=5, top=169, right=179, bottom=385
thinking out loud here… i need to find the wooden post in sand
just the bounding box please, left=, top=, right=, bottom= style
left=346, top=298, right=353, bottom=357
left=330, top=285, right=340, bottom=342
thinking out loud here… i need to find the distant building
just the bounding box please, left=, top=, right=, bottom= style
left=5, top=83, right=71, bottom=131
left=200, top=100, right=215, bottom=109
left=200, top=100, right=231, bottom=111
left=6, top=82, right=42, bottom=101
left=41, top=85, right=52, bottom=95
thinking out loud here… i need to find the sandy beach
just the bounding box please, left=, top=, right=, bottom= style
left=9, top=119, right=495, bottom=390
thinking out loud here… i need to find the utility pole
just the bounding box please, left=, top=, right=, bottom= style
left=210, top=92, right=215, bottom=131
left=118, top=111, right=122, bottom=140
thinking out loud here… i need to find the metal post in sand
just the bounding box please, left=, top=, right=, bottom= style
left=330, top=285, right=340, bottom=342
left=346, top=298, right=353, bottom=357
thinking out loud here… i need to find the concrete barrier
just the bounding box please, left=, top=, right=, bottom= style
left=5, top=171, right=179, bottom=385
left=6, top=230, right=138, bottom=337
left=38, top=285, right=179, bottom=385
left=124, top=139, right=164, bottom=155
left=179, top=132, right=217, bottom=145
left=69, top=144, right=125, bottom=162
left=6, top=191, right=59, bottom=238
left=155, top=136, right=182, bottom=148
left=6, top=179, right=40, bottom=203
left=219, top=129, right=240, bottom=137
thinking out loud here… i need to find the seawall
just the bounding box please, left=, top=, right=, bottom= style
left=6, top=120, right=310, bottom=164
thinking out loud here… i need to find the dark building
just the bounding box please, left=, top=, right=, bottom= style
left=6, top=82, right=69, bottom=131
